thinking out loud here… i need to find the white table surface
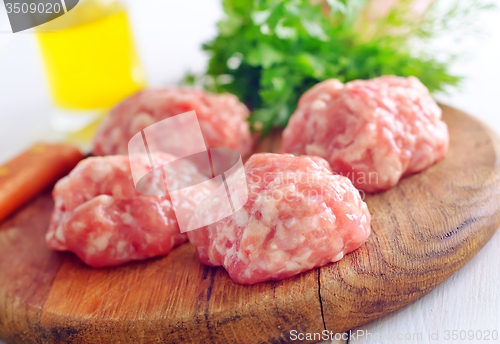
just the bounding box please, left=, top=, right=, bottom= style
left=0, top=1, right=499, bottom=343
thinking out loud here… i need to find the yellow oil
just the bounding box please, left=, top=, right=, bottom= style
left=36, top=3, right=146, bottom=110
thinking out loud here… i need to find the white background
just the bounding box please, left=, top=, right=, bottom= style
left=0, top=1, right=499, bottom=343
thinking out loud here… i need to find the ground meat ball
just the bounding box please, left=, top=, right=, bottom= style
left=46, top=154, right=190, bottom=267
left=187, top=153, right=371, bottom=285
left=92, top=88, right=253, bottom=158
left=280, top=76, right=449, bottom=192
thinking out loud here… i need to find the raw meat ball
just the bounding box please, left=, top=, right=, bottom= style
left=46, top=154, right=205, bottom=267
left=187, top=153, right=371, bottom=285
left=92, top=88, right=253, bottom=158
left=280, top=76, right=449, bottom=192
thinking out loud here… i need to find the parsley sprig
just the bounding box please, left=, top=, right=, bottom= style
left=185, top=0, right=494, bottom=135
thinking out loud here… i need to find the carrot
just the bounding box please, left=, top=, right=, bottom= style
left=0, top=144, right=84, bottom=222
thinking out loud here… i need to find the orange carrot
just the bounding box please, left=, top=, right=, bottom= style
left=0, top=144, right=84, bottom=222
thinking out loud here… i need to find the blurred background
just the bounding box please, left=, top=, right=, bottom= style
left=0, top=1, right=499, bottom=344
left=0, top=0, right=499, bottom=163
left=0, top=0, right=224, bottom=161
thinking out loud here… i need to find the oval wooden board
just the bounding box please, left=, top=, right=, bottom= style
left=1, top=105, right=500, bottom=344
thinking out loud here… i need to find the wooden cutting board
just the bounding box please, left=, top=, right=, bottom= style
left=0, top=105, right=499, bottom=344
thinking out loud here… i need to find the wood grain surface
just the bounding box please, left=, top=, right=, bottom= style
left=0, top=105, right=499, bottom=344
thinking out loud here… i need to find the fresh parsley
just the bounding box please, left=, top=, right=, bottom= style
left=185, top=0, right=493, bottom=135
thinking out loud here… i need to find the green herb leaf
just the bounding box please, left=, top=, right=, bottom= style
left=184, top=0, right=493, bottom=136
